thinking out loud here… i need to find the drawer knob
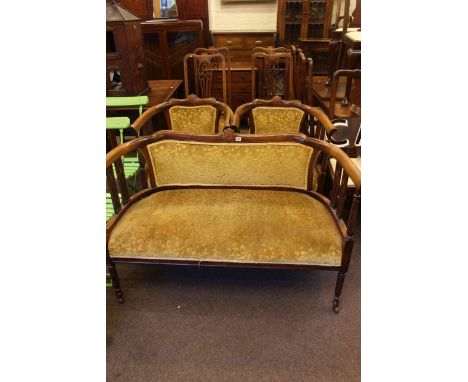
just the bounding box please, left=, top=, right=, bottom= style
left=226, top=40, right=232, bottom=46
left=255, top=40, right=263, bottom=45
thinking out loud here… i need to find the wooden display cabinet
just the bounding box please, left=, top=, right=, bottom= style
left=106, top=0, right=147, bottom=96
left=117, top=0, right=211, bottom=47
left=141, top=19, right=204, bottom=80
left=277, top=0, right=334, bottom=46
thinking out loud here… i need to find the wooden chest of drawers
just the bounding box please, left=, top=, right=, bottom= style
left=211, top=32, right=277, bottom=63
left=211, top=32, right=276, bottom=110
left=229, top=65, right=252, bottom=110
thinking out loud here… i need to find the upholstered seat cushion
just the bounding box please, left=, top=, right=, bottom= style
left=334, top=27, right=360, bottom=33
left=344, top=31, right=361, bottom=42
left=108, top=188, right=343, bottom=266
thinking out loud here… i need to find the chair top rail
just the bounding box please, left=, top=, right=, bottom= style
left=106, top=129, right=361, bottom=188
left=130, top=94, right=231, bottom=134
left=232, top=96, right=335, bottom=135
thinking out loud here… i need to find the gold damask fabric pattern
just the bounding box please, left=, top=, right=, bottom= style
left=147, top=140, right=313, bottom=190
left=108, top=189, right=343, bottom=266
left=169, top=106, right=217, bottom=133
left=252, top=107, right=305, bottom=134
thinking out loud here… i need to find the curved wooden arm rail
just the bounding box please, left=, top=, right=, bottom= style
left=106, top=129, right=360, bottom=312
left=130, top=94, right=232, bottom=134
left=232, top=96, right=336, bottom=139
left=328, top=69, right=361, bottom=119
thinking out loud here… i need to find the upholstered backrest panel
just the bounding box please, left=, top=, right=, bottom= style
left=147, top=140, right=313, bottom=190
left=252, top=107, right=304, bottom=134
left=169, top=106, right=218, bottom=134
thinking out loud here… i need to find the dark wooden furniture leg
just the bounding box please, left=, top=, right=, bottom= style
left=333, top=270, right=346, bottom=313
left=108, top=261, right=124, bottom=304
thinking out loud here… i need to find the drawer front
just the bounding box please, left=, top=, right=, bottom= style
left=231, top=92, right=252, bottom=109
left=211, top=71, right=227, bottom=83
left=227, top=49, right=251, bottom=63
left=212, top=83, right=250, bottom=95
left=212, top=71, right=252, bottom=83
left=231, top=70, right=251, bottom=83
left=244, top=35, right=275, bottom=49
left=212, top=33, right=276, bottom=63
left=231, top=82, right=250, bottom=93
left=213, top=36, right=244, bottom=50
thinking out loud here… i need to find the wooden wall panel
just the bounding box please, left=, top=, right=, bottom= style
left=117, top=0, right=150, bottom=19
left=178, top=0, right=210, bottom=46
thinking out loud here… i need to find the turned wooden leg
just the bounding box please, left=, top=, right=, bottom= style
left=332, top=271, right=346, bottom=314
left=108, top=263, right=124, bottom=304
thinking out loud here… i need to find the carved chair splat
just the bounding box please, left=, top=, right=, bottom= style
left=193, top=47, right=232, bottom=106
left=252, top=52, right=294, bottom=100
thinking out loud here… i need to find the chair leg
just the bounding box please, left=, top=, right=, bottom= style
left=332, top=271, right=346, bottom=313
left=108, top=262, right=124, bottom=304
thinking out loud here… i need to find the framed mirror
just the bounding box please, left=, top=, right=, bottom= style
left=153, top=0, right=178, bottom=19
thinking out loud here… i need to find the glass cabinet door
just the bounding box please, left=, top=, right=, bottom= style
left=279, top=0, right=333, bottom=45
left=305, top=0, right=328, bottom=38
left=284, top=0, right=303, bottom=45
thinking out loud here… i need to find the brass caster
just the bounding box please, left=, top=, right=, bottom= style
left=332, top=298, right=340, bottom=314
left=115, top=289, right=124, bottom=303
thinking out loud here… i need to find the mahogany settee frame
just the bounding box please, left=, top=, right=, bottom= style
left=106, top=129, right=361, bottom=313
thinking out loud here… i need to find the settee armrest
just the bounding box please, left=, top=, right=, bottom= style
left=320, top=141, right=361, bottom=237
left=325, top=143, right=361, bottom=188
left=106, top=136, right=156, bottom=218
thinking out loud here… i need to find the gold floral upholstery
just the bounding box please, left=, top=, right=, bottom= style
left=147, top=140, right=314, bottom=190
left=169, top=105, right=218, bottom=133
left=251, top=107, right=305, bottom=134
left=108, top=189, right=343, bottom=266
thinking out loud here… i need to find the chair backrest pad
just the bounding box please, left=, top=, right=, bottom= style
left=146, top=140, right=313, bottom=190
left=251, top=107, right=305, bottom=134
left=168, top=105, right=218, bottom=134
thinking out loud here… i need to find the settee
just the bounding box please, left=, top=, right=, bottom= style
left=106, top=129, right=361, bottom=313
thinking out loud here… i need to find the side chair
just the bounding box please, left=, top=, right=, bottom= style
left=183, top=50, right=234, bottom=129
left=131, top=94, right=233, bottom=135
left=232, top=95, right=334, bottom=138
left=316, top=68, right=361, bottom=120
